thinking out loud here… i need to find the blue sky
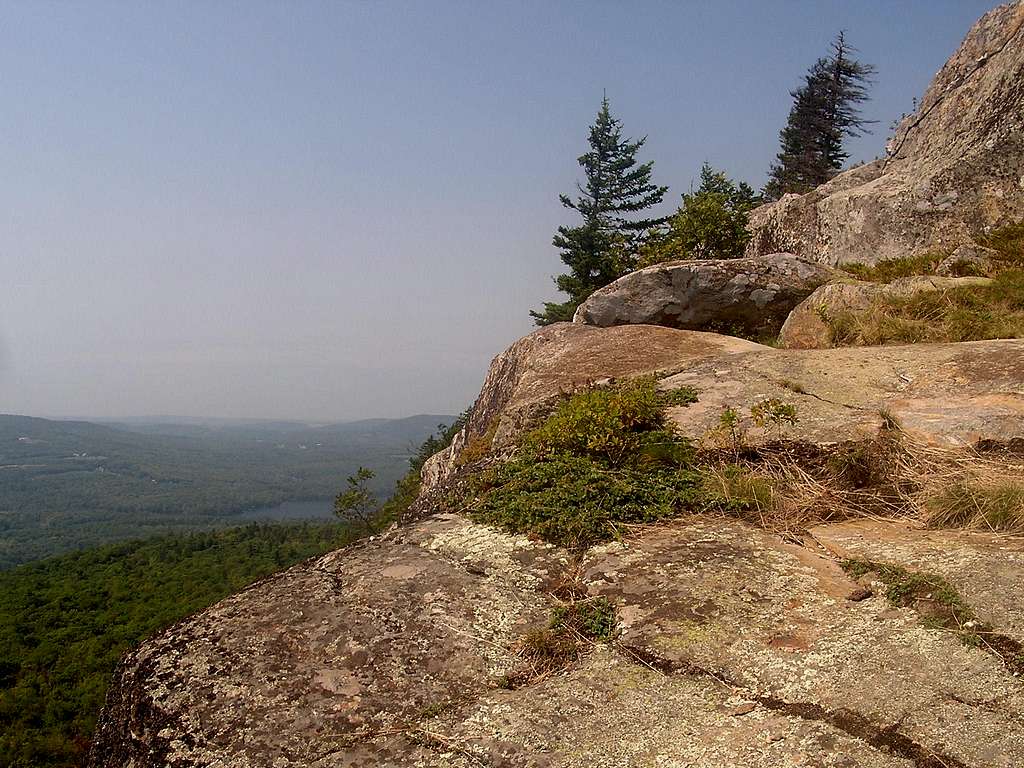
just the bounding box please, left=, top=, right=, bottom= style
left=1, top=0, right=1000, bottom=421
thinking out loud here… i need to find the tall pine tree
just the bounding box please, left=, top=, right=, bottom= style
left=763, top=33, right=875, bottom=201
left=532, top=97, right=667, bottom=325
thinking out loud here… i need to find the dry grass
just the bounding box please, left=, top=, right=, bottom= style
left=828, top=269, right=1024, bottom=346
left=827, top=223, right=1024, bottom=346
left=924, top=479, right=1024, bottom=532
left=842, top=251, right=947, bottom=283
left=697, top=430, right=1024, bottom=537
left=841, top=222, right=1024, bottom=284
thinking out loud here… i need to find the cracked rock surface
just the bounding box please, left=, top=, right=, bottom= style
left=90, top=515, right=1024, bottom=767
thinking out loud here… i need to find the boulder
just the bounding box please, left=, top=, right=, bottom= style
left=746, top=2, right=1024, bottom=265
left=571, top=254, right=838, bottom=335
left=778, top=275, right=994, bottom=349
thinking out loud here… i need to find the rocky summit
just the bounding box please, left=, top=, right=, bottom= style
left=746, top=2, right=1024, bottom=265
left=89, top=5, right=1024, bottom=768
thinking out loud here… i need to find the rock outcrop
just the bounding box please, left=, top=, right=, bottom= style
left=778, top=275, right=994, bottom=349
left=421, top=323, right=764, bottom=492
left=90, top=319, right=1024, bottom=767
left=746, top=2, right=1024, bottom=265
left=571, top=254, right=837, bottom=336
left=90, top=513, right=1024, bottom=767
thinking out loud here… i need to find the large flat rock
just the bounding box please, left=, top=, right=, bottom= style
left=660, top=339, right=1024, bottom=448
left=90, top=516, right=1024, bottom=767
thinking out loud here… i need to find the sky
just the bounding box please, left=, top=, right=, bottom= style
left=0, top=0, right=1001, bottom=422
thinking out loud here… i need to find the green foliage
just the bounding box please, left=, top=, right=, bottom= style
left=334, top=467, right=380, bottom=534
left=514, top=597, right=617, bottom=683
left=0, top=522, right=361, bottom=768
left=524, top=378, right=667, bottom=464
left=0, top=413, right=467, bottom=768
left=529, top=299, right=578, bottom=326
left=468, top=454, right=702, bottom=549
left=658, top=387, right=699, bottom=407
left=840, top=559, right=971, bottom=616
left=764, top=32, right=876, bottom=199
left=715, top=407, right=746, bottom=455
left=749, top=398, right=799, bottom=437
left=533, top=96, right=667, bottom=325
left=979, top=221, right=1024, bottom=264
left=551, top=597, right=618, bottom=641
left=639, top=164, right=760, bottom=265
left=464, top=379, right=704, bottom=549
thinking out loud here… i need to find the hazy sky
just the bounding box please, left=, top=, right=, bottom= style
left=1, top=0, right=999, bottom=422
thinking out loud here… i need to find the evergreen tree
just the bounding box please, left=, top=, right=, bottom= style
left=763, top=33, right=875, bottom=200
left=639, top=163, right=760, bottom=264
left=532, top=97, right=667, bottom=325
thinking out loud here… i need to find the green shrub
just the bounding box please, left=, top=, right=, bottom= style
left=637, top=164, right=759, bottom=265
left=463, top=378, right=704, bottom=549
left=524, top=378, right=667, bottom=464
left=468, top=453, right=702, bottom=549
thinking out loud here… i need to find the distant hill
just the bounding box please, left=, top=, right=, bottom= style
left=0, top=413, right=454, bottom=569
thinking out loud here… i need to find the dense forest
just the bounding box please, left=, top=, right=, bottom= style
left=0, top=522, right=362, bottom=767
left=0, top=413, right=450, bottom=568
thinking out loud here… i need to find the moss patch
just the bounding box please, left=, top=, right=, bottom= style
left=841, top=559, right=1023, bottom=674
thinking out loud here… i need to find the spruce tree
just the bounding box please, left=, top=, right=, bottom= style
left=532, top=97, right=667, bottom=325
left=763, top=33, right=875, bottom=200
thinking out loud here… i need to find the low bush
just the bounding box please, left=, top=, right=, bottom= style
left=463, top=378, right=704, bottom=549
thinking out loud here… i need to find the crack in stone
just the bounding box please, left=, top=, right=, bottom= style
left=617, top=644, right=971, bottom=768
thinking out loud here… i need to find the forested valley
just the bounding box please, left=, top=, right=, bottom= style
left=0, top=413, right=450, bottom=569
